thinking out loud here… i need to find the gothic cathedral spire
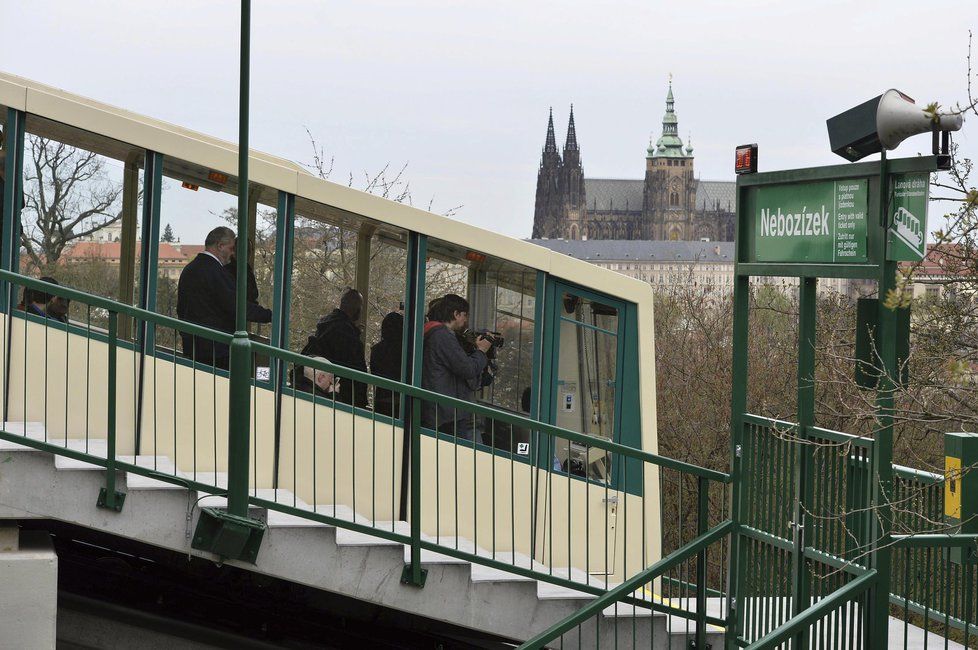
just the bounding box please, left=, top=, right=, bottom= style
left=533, top=108, right=564, bottom=238
left=543, top=107, right=560, bottom=165
left=564, top=104, right=579, bottom=152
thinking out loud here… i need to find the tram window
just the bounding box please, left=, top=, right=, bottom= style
left=555, top=292, right=618, bottom=483
left=471, top=268, right=536, bottom=455
left=289, top=209, right=358, bottom=352
left=156, top=159, right=278, bottom=353
left=288, top=197, right=409, bottom=414
left=20, top=116, right=144, bottom=328
left=421, top=237, right=538, bottom=453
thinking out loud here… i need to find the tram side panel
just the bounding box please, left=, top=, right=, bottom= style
left=139, top=354, right=277, bottom=490
left=4, top=316, right=139, bottom=452
left=276, top=397, right=404, bottom=522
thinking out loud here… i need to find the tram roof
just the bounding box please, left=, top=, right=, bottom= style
left=0, top=71, right=652, bottom=305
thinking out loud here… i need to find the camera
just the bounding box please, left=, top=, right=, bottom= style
left=457, top=329, right=505, bottom=387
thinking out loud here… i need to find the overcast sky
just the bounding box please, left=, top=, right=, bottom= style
left=2, top=1, right=975, bottom=244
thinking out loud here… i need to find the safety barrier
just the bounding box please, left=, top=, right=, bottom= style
left=0, top=270, right=731, bottom=622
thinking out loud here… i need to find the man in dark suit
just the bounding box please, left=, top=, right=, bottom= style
left=177, top=226, right=272, bottom=369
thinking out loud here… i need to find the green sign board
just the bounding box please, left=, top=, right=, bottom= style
left=887, top=172, right=929, bottom=261
left=754, top=179, right=868, bottom=263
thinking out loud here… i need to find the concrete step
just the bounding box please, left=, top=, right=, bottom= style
left=469, top=551, right=544, bottom=583
left=0, top=421, right=52, bottom=450
left=121, top=456, right=189, bottom=489
left=537, top=567, right=608, bottom=600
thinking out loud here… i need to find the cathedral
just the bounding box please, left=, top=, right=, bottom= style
left=532, top=83, right=736, bottom=242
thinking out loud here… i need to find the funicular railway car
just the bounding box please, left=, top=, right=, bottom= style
left=0, top=72, right=720, bottom=606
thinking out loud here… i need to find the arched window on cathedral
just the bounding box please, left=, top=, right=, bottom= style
left=569, top=223, right=580, bottom=240
left=670, top=192, right=679, bottom=207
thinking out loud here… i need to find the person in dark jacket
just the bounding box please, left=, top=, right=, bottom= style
left=223, top=253, right=260, bottom=305
left=296, top=288, right=369, bottom=407
left=176, top=226, right=272, bottom=369
left=369, top=311, right=403, bottom=417
left=421, top=294, right=491, bottom=440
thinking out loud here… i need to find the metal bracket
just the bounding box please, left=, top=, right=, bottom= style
left=603, top=495, right=619, bottom=505
left=191, top=507, right=266, bottom=564
left=96, top=487, right=126, bottom=512
left=400, top=565, right=428, bottom=588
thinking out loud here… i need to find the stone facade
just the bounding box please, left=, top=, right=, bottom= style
left=532, top=83, right=735, bottom=242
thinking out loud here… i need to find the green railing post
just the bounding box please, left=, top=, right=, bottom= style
left=400, top=395, right=427, bottom=587
left=97, top=311, right=125, bottom=512
left=227, top=0, right=253, bottom=520
left=869, top=151, right=896, bottom=646
left=726, top=271, right=750, bottom=647
left=789, top=275, right=817, bottom=646
left=695, top=476, right=709, bottom=649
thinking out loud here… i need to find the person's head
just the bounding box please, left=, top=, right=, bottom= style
left=204, top=226, right=236, bottom=265
left=339, top=287, right=363, bottom=322
left=46, top=294, right=70, bottom=321
left=23, top=276, right=58, bottom=309
left=428, top=293, right=470, bottom=332
left=380, top=311, right=403, bottom=342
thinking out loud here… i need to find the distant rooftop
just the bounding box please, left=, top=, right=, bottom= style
left=528, top=239, right=734, bottom=263
left=583, top=178, right=735, bottom=213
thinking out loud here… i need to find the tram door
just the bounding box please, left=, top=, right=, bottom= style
left=538, top=285, right=624, bottom=576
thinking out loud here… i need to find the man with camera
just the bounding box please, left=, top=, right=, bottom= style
left=421, top=294, right=492, bottom=440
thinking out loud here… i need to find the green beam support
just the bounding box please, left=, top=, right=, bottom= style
left=1, top=108, right=25, bottom=313
left=1, top=108, right=25, bottom=424
left=270, top=191, right=294, bottom=489
left=133, top=150, right=163, bottom=455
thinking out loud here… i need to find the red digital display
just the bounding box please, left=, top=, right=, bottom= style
left=735, top=144, right=758, bottom=175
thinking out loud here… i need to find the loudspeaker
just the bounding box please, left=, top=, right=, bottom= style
left=827, top=89, right=964, bottom=162
left=877, top=89, right=963, bottom=150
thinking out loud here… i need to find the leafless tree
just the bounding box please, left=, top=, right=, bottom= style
left=21, top=135, right=124, bottom=269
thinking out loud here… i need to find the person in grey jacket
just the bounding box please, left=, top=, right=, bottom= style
left=421, top=294, right=491, bottom=440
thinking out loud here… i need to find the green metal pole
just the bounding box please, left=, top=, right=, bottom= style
left=790, top=275, right=817, bottom=646
left=726, top=270, right=750, bottom=648
left=227, top=0, right=253, bottom=519
left=869, top=150, right=896, bottom=646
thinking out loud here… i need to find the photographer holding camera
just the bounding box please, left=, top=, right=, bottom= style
left=421, top=294, right=492, bottom=440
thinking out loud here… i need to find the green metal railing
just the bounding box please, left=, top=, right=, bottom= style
left=518, top=520, right=734, bottom=649
left=0, top=270, right=734, bottom=645
left=7, top=270, right=974, bottom=647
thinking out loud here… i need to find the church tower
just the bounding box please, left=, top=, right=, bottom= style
left=643, top=81, right=696, bottom=240
left=532, top=109, right=563, bottom=239
left=558, top=106, right=586, bottom=239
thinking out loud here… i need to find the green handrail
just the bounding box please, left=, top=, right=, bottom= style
left=252, top=340, right=731, bottom=482
left=518, top=519, right=734, bottom=649
left=1, top=268, right=729, bottom=482
left=0, top=270, right=232, bottom=344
